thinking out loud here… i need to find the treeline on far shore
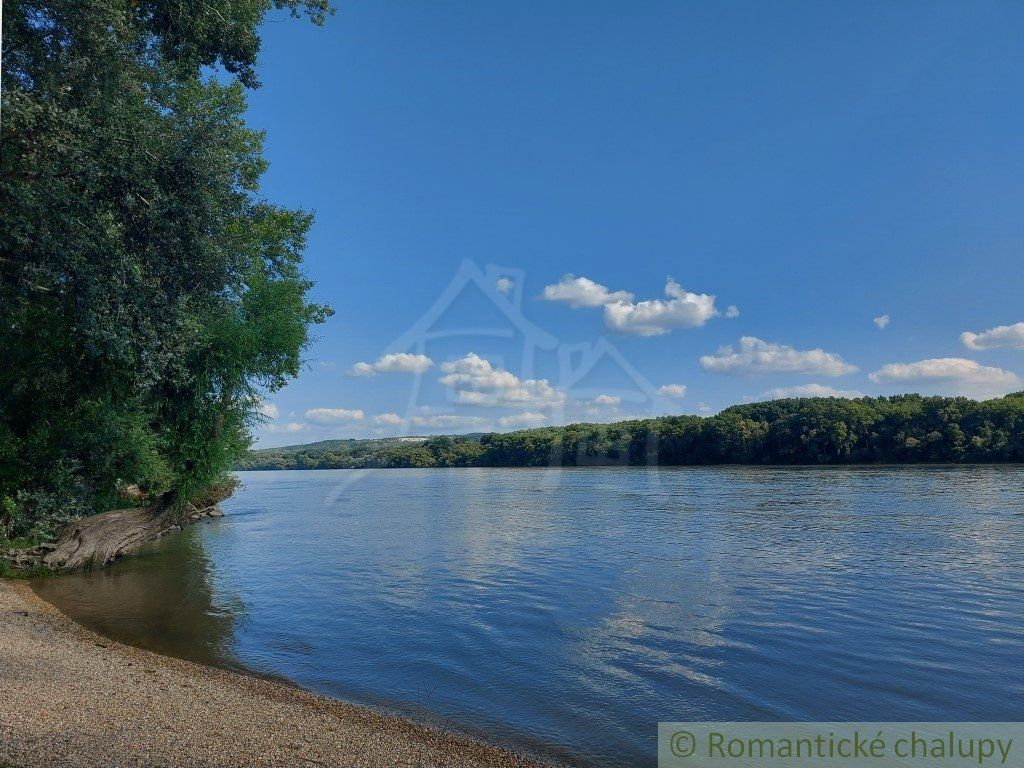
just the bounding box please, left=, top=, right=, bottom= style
left=237, top=393, right=1024, bottom=470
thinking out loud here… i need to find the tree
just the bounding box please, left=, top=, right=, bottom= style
left=237, top=393, right=1024, bottom=472
left=0, top=0, right=332, bottom=538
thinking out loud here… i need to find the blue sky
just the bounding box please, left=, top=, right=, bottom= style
left=246, top=1, right=1024, bottom=446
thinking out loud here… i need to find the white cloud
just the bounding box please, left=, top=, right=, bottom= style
left=700, top=337, right=858, bottom=377
left=544, top=275, right=725, bottom=336
left=349, top=353, right=434, bottom=377
left=603, top=278, right=719, bottom=336
left=762, top=383, right=864, bottom=400
left=304, top=408, right=365, bottom=425
left=455, top=385, right=564, bottom=408
left=409, top=414, right=487, bottom=430
left=725, top=305, right=740, bottom=319
left=961, top=322, right=1024, bottom=351
left=439, top=353, right=565, bottom=408
left=376, top=353, right=434, bottom=373
left=373, top=412, right=403, bottom=426
left=498, top=412, right=549, bottom=428
left=440, top=353, right=518, bottom=389
left=496, top=277, right=515, bottom=295
left=869, top=358, right=1022, bottom=399
left=873, top=314, right=890, bottom=329
left=258, top=402, right=306, bottom=433
left=265, top=422, right=306, bottom=434
left=349, top=362, right=375, bottom=377
left=657, top=384, right=687, bottom=398
left=590, top=394, right=621, bottom=406
left=541, top=274, right=634, bottom=308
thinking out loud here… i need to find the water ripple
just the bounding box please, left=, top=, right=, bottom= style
left=33, top=466, right=1024, bottom=768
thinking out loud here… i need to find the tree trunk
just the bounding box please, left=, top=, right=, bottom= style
left=41, top=479, right=237, bottom=570
left=43, top=505, right=176, bottom=570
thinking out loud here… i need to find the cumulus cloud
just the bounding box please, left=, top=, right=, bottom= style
left=439, top=353, right=565, bottom=407
left=409, top=414, right=487, bottom=430
left=873, top=314, right=890, bottom=329
left=498, top=412, right=549, bottom=428
left=543, top=274, right=726, bottom=336
left=603, top=278, right=719, bottom=336
left=304, top=408, right=365, bottom=425
left=961, top=322, right=1024, bottom=351
left=700, top=337, right=858, bottom=377
left=725, top=305, right=740, bottom=319
left=496, top=277, right=515, bottom=295
left=257, top=402, right=279, bottom=420
left=762, top=383, right=864, bottom=400
left=657, top=384, right=687, bottom=398
left=590, top=394, right=621, bottom=406
left=440, top=353, right=518, bottom=389
left=869, top=358, right=1022, bottom=399
left=349, top=353, right=434, bottom=377
left=373, top=412, right=403, bottom=426
left=265, top=422, right=306, bottom=434
left=541, top=274, right=634, bottom=308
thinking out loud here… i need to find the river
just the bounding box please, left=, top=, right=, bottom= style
left=33, top=467, right=1024, bottom=767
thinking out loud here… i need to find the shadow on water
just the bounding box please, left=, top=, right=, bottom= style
left=32, top=522, right=244, bottom=672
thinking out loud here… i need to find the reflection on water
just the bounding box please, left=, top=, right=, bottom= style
left=34, top=525, right=243, bottom=670
left=33, top=467, right=1024, bottom=767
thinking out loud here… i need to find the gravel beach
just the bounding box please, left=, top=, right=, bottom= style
left=0, top=579, right=550, bottom=768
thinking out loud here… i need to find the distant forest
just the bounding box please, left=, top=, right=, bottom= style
left=237, top=393, right=1024, bottom=469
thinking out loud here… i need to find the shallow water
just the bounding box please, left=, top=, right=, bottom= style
left=34, top=467, right=1024, bottom=766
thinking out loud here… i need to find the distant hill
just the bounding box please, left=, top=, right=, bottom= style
left=254, top=437, right=419, bottom=453
left=235, top=393, right=1024, bottom=469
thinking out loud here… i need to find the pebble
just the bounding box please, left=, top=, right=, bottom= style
left=0, top=580, right=553, bottom=768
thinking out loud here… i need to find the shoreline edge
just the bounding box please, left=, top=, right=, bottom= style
left=0, top=579, right=553, bottom=768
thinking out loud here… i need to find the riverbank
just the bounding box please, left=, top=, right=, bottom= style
left=0, top=579, right=548, bottom=768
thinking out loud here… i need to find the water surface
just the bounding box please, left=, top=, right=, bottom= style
left=34, top=467, right=1024, bottom=766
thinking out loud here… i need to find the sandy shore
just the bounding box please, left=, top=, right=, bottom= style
left=0, top=579, right=550, bottom=768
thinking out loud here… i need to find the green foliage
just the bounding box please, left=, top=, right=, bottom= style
left=238, top=394, right=1024, bottom=470
left=1, top=0, right=332, bottom=536
left=237, top=436, right=487, bottom=470
left=0, top=497, right=22, bottom=541
left=0, top=560, right=57, bottom=580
